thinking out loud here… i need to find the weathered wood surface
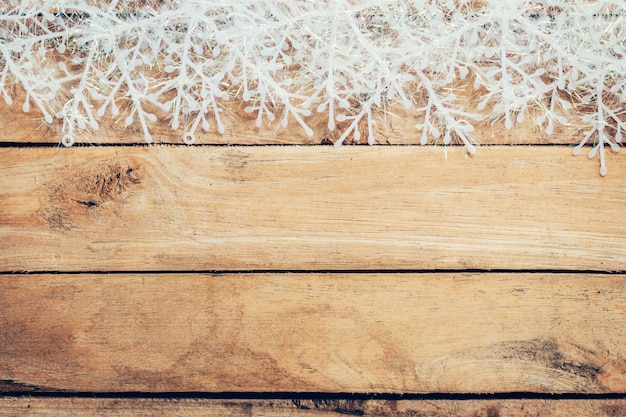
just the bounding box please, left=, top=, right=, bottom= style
left=1, top=273, right=624, bottom=393
left=1, top=146, right=625, bottom=272
left=0, top=98, right=583, bottom=146
left=1, top=398, right=625, bottom=417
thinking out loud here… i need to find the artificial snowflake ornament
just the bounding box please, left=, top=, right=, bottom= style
left=1, top=0, right=625, bottom=175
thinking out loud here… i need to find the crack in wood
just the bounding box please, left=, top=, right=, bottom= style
left=71, top=199, right=97, bottom=208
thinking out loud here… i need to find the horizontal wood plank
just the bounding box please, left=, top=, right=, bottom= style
left=0, top=98, right=584, bottom=146
left=1, top=273, right=625, bottom=393
left=1, top=146, right=625, bottom=272
left=1, top=398, right=626, bottom=417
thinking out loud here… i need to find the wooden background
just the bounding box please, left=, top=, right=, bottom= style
left=1, top=95, right=626, bottom=417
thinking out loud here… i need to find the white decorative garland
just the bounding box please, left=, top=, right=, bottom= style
left=1, top=0, right=625, bottom=174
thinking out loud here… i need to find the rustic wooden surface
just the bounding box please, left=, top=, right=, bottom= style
left=1, top=6, right=626, bottom=411
left=0, top=398, right=625, bottom=417
left=0, top=273, right=624, bottom=393
left=1, top=146, right=625, bottom=272
left=2, top=99, right=626, bottom=414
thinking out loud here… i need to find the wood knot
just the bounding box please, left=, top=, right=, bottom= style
left=41, top=157, right=142, bottom=229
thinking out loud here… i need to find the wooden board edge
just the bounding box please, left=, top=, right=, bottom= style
left=0, top=397, right=625, bottom=416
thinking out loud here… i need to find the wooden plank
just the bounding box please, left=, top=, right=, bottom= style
left=1, top=273, right=625, bottom=393
left=0, top=98, right=583, bottom=146
left=1, top=146, right=625, bottom=272
left=1, top=398, right=626, bottom=417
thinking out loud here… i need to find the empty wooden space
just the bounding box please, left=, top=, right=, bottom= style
left=2, top=113, right=626, bottom=414
left=1, top=272, right=625, bottom=393
left=2, top=146, right=625, bottom=272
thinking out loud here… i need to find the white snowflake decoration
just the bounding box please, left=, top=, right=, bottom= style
left=1, top=0, right=625, bottom=174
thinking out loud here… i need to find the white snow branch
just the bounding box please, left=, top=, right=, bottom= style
left=1, top=0, right=625, bottom=174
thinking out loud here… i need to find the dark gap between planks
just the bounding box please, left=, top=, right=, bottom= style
left=2, top=389, right=626, bottom=401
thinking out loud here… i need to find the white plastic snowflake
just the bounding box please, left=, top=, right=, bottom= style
left=1, top=0, right=625, bottom=175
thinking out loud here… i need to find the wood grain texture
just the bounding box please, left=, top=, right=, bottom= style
left=1, top=146, right=625, bottom=272
left=1, top=273, right=625, bottom=393
left=0, top=97, right=584, bottom=146
left=1, top=398, right=626, bottom=417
